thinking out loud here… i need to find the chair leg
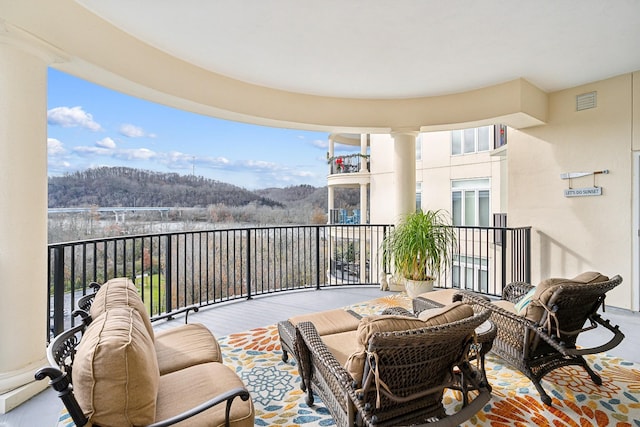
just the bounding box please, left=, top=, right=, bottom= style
left=531, top=379, right=553, bottom=406
left=305, top=388, right=315, bottom=406
left=581, top=358, right=603, bottom=385
left=281, top=348, right=289, bottom=362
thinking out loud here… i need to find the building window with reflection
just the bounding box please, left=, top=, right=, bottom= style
left=451, top=179, right=490, bottom=226
left=451, top=126, right=492, bottom=155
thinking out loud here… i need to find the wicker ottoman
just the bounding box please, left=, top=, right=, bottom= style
left=277, top=308, right=362, bottom=390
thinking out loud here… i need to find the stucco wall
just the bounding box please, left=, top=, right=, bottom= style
left=508, top=73, right=635, bottom=309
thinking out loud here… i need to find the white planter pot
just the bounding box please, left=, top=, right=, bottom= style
left=404, top=278, right=434, bottom=298
left=386, top=274, right=405, bottom=292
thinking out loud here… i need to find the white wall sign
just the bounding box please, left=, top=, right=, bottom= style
left=564, top=187, right=602, bottom=197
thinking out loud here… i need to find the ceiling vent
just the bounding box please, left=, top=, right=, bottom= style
left=576, top=91, right=597, bottom=111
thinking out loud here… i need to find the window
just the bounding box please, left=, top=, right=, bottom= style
left=416, top=182, right=422, bottom=211
left=451, top=179, right=490, bottom=226
left=452, top=255, right=488, bottom=292
left=416, top=134, right=422, bottom=161
left=451, top=126, right=493, bottom=155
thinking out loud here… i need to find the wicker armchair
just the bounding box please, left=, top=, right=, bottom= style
left=457, top=273, right=625, bottom=406
left=295, top=308, right=492, bottom=427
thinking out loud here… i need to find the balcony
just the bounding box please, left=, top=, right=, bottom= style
left=6, top=223, right=637, bottom=425
left=328, top=154, right=369, bottom=175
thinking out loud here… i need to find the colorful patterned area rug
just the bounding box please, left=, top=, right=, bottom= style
left=58, top=293, right=640, bottom=426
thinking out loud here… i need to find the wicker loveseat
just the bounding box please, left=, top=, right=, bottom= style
left=456, top=272, right=625, bottom=406
left=36, top=277, right=254, bottom=427
left=295, top=302, right=492, bottom=426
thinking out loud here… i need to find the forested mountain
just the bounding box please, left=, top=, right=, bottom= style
left=47, top=167, right=364, bottom=242
left=48, top=167, right=285, bottom=208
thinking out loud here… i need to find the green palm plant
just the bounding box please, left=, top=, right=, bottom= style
left=381, top=209, right=457, bottom=282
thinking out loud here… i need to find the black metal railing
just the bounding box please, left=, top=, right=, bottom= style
left=47, top=224, right=530, bottom=339
left=442, top=225, right=531, bottom=297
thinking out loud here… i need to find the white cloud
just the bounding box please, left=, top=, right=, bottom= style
left=47, top=106, right=102, bottom=131
left=116, top=148, right=157, bottom=160
left=119, top=124, right=147, bottom=138
left=96, top=137, right=116, bottom=149
left=73, top=146, right=112, bottom=156
left=243, top=160, right=280, bottom=171
left=311, top=139, right=328, bottom=149
left=291, top=169, right=314, bottom=177
left=47, top=138, right=65, bottom=155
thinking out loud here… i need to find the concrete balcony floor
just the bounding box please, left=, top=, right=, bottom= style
left=2, top=286, right=639, bottom=426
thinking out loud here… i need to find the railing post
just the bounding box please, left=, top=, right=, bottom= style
left=315, top=226, right=321, bottom=289
left=246, top=229, right=252, bottom=300
left=501, top=228, right=508, bottom=293
left=165, top=235, right=173, bottom=314
left=524, top=227, right=531, bottom=284
left=53, top=246, right=65, bottom=336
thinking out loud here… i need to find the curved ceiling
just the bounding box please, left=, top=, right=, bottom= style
left=78, top=0, right=639, bottom=100
left=2, top=0, right=640, bottom=132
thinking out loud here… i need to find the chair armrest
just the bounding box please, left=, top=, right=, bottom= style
left=148, top=387, right=251, bottom=427
left=35, top=367, right=88, bottom=427
left=538, top=313, right=625, bottom=357
left=72, top=309, right=92, bottom=326
left=296, top=321, right=354, bottom=387
left=151, top=305, right=200, bottom=324
left=503, top=282, right=534, bottom=303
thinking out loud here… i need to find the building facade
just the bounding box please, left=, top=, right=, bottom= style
left=365, top=72, right=640, bottom=313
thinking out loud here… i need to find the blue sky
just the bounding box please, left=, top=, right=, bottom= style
left=46, top=68, right=340, bottom=190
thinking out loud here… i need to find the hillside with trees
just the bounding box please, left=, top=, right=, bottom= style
left=47, top=167, right=362, bottom=242
left=48, top=167, right=284, bottom=208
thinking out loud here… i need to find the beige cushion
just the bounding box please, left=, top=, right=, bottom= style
left=415, top=288, right=459, bottom=306
left=288, top=309, right=361, bottom=336
left=572, top=271, right=609, bottom=284
left=521, top=272, right=609, bottom=323
left=345, top=302, right=473, bottom=384
left=90, top=277, right=154, bottom=340
left=156, top=362, right=254, bottom=427
left=493, top=299, right=517, bottom=313
left=418, top=301, right=474, bottom=326
left=155, top=323, right=223, bottom=375
left=73, top=307, right=159, bottom=426
left=321, top=330, right=359, bottom=366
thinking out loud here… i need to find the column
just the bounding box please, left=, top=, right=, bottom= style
left=359, top=133, right=368, bottom=172
left=328, top=135, right=335, bottom=175
left=0, top=39, right=51, bottom=412
left=391, top=130, right=418, bottom=223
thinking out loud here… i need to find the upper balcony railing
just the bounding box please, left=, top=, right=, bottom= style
left=47, top=223, right=530, bottom=340
left=328, top=154, right=369, bottom=174
left=329, top=208, right=361, bottom=224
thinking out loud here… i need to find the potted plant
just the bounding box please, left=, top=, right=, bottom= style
left=381, top=209, right=457, bottom=298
